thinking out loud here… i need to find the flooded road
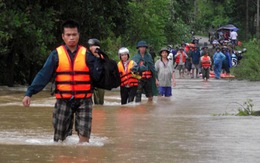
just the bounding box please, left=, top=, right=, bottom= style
left=0, top=78, right=260, bottom=163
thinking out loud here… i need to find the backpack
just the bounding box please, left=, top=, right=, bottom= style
left=93, top=49, right=121, bottom=90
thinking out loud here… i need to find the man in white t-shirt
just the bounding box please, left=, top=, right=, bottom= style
left=230, top=30, right=238, bottom=46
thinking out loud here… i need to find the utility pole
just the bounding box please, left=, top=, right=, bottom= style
left=257, top=0, right=260, bottom=39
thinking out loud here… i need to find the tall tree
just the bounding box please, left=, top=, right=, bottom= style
left=124, top=0, right=171, bottom=49
left=246, top=0, right=249, bottom=40
left=0, top=1, right=56, bottom=86
left=257, top=0, right=260, bottom=38
left=165, top=0, right=193, bottom=45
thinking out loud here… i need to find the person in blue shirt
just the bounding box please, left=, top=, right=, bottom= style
left=22, top=20, right=104, bottom=143
left=190, top=45, right=201, bottom=78
left=213, top=47, right=226, bottom=79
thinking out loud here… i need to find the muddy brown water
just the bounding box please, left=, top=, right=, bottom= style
left=0, top=78, right=260, bottom=163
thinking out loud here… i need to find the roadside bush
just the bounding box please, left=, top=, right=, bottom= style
left=233, top=39, right=260, bottom=81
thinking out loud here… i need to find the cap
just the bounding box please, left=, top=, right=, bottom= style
left=87, top=38, right=100, bottom=46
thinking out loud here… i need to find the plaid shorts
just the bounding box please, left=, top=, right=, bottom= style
left=53, top=98, right=93, bottom=142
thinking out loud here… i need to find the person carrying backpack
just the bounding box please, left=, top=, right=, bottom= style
left=87, top=39, right=105, bottom=105
left=88, top=39, right=121, bottom=91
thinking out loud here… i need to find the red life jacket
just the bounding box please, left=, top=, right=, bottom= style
left=55, top=45, right=92, bottom=99
left=175, top=51, right=186, bottom=63
left=201, top=55, right=211, bottom=68
left=118, top=60, right=139, bottom=87
left=185, top=45, right=190, bottom=53
left=139, top=60, right=152, bottom=79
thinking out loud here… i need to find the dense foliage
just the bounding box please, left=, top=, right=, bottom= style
left=0, top=0, right=259, bottom=86
left=233, top=39, right=260, bottom=81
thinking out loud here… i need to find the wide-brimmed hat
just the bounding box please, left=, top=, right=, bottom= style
left=159, top=47, right=169, bottom=55
left=136, top=40, right=148, bottom=49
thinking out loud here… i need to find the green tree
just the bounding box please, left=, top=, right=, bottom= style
left=0, top=1, right=56, bottom=86
left=233, top=39, right=260, bottom=81
left=124, top=0, right=171, bottom=50
left=195, top=0, right=232, bottom=32
left=165, top=0, right=194, bottom=45
left=0, top=0, right=130, bottom=85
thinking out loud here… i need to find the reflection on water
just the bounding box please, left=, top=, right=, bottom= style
left=0, top=79, right=260, bottom=162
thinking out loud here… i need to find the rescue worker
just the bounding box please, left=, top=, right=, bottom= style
left=117, top=47, right=139, bottom=105
left=132, top=40, right=158, bottom=102
left=22, top=20, right=104, bottom=143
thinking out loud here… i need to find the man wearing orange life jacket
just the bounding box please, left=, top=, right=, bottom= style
left=132, top=40, right=158, bottom=102
left=22, top=20, right=104, bottom=143
left=117, top=47, right=139, bottom=105
left=200, top=51, right=212, bottom=82
left=174, top=47, right=188, bottom=78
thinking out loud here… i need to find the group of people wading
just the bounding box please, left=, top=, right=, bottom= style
left=21, top=19, right=229, bottom=144
left=22, top=20, right=164, bottom=144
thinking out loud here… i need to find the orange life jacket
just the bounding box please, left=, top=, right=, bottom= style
left=118, top=60, right=139, bottom=87
left=55, top=45, right=92, bottom=99
left=201, top=55, right=211, bottom=68
left=175, top=51, right=186, bottom=63
left=139, top=60, right=152, bottom=79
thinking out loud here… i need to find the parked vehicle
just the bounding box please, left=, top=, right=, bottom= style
left=231, top=48, right=247, bottom=67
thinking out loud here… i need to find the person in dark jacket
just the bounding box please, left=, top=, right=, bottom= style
left=87, top=39, right=106, bottom=105
left=221, top=46, right=232, bottom=76
left=132, top=40, right=158, bottom=102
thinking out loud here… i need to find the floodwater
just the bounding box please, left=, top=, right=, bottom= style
left=0, top=78, right=260, bottom=163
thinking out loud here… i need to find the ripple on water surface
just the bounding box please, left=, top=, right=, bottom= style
left=0, top=130, right=108, bottom=146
